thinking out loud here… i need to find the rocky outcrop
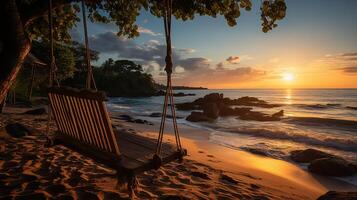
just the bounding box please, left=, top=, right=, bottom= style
left=176, top=94, right=281, bottom=111
left=219, top=106, right=252, bottom=116
left=178, top=93, right=284, bottom=122
left=238, top=110, right=284, bottom=122
left=290, top=148, right=357, bottom=177
left=186, top=112, right=214, bottom=122
left=203, top=103, right=219, bottom=119
left=154, top=90, right=195, bottom=97
left=290, top=149, right=333, bottom=163
left=114, top=115, right=153, bottom=125
left=308, top=157, right=356, bottom=177
left=148, top=112, right=183, bottom=119
left=317, top=191, right=357, bottom=200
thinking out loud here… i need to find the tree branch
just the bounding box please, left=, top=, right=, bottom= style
left=20, top=0, right=76, bottom=27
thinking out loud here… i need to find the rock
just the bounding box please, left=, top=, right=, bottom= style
left=176, top=102, right=199, bottom=110
left=149, top=112, right=162, bottom=117
left=238, top=111, right=280, bottom=122
left=203, top=103, right=219, bottom=119
left=241, top=147, right=269, bottom=157
left=202, top=93, right=223, bottom=103
left=154, top=90, right=195, bottom=97
left=290, top=149, right=333, bottom=163
left=116, top=115, right=133, bottom=121
left=173, top=92, right=195, bottom=97
left=272, top=110, right=284, bottom=118
left=219, top=106, right=252, bottom=116
left=186, top=112, right=214, bottom=122
left=308, top=157, right=355, bottom=177
left=346, top=106, right=357, bottom=110
left=154, top=90, right=166, bottom=96
left=148, top=112, right=183, bottom=119
left=228, top=96, right=281, bottom=108
left=5, top=123, right=32, bottom=138
left=317, top=191, right=357, bottom=200
left=24, top=108, right=46, bottom=115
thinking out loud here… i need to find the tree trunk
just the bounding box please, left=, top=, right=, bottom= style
left=0, top=0, right=31, bottom=104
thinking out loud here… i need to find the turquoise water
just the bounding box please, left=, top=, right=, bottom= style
left=107, top=89, right=357, bottom=163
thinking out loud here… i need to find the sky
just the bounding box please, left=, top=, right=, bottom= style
left=71, top=0, right=357, bottom=89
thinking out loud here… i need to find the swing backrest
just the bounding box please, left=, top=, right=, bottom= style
left=48, top=87, right=121, bottom=156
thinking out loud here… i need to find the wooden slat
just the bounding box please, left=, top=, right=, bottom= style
left=48, top=94, right=65, bottom=134
left=72, top=97, right=91, bottom=144
left=98, top=101, right=120, bottom=156
left=88, top=99, right=109, bottom=151
left=66, top=96, right=81, bottom=140
left=82, top=98, right=103, bottom=150
left=91, top=100, right=112, bottom=152
left=54, top=94, right=73, bottom=136
left=77, top=98, right=93, bottom=145
left=67, top=97, right=85, bottom=141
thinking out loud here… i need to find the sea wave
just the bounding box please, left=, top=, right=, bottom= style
left=292, top=103, right=342, bottom=109
left=217, top=127, right=357, bottom=152
left=285, top=117, right=357, bottom=131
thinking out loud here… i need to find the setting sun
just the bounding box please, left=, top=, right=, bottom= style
left=282, top=73, right=294, bottom=81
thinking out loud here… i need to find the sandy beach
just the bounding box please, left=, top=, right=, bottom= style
left=1, top=106, right=356, bottom=200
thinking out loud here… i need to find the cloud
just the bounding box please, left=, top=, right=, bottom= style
left=89, top=31, right=208, bottom=73
left=269, top=57, right=280, bottom=63
left=226, top=56, right=240, bottom=64
left=341, top=52, right=357, bottom=57
left=89, top=32, right=135, bottom=53
left=317, top=52, right=357, bottom=74
left=338, top=66, right=357, bottom=73
left=138, top=26, right=162, bottom=36
left=216, top=62, right=224, bottom=69
left=178, top=48, right=196, bottom=54
left=88, top=31, right=266, bottom=86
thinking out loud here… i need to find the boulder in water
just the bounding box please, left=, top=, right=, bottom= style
left=308, top=157, right=355, bottom=177
left=186, top=112, right=214, bottom=122
left=203, top=103, right=219, bottom=119
left=272, top=110, right=284, bottom=118
left=202, top=93, right=223, bottom=103
left=290, top=149, right=333, bottom=163
left=317, top=191, right=357, bottom=200
left=176, top=102, right=199, bottom=111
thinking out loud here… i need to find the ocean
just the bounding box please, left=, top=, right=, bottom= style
left=107, top=89, right=357, bottom=164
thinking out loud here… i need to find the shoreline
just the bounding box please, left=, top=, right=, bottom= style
left=1, top=106, right=357, bottom=199
left=116, top=115, right=357, bottom=197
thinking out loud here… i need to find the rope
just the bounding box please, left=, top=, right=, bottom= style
left=81, top=0, right=97, bottom=90
left=48, top=0, right=54, bottom=87
left=156, top=0, right=183, bottom=156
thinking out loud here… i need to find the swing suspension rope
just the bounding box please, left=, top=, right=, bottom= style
left=81, top=0, right=97, bottom=90
left=46, top=0, right=97, bottom=138
left=156, top=0, right=183, bottom=156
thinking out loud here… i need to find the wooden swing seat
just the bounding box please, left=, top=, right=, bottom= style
left=47, top=87, right=185, bottom=181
